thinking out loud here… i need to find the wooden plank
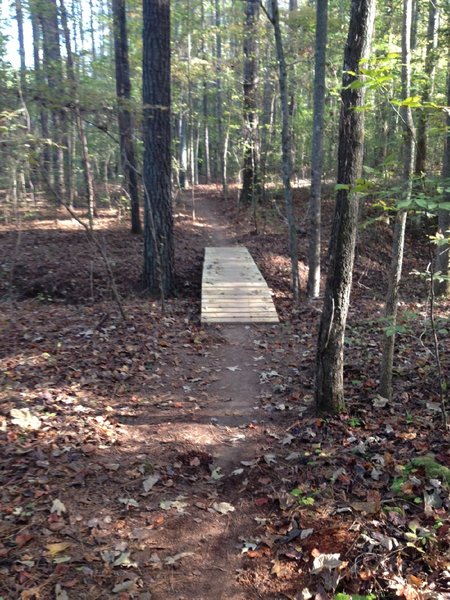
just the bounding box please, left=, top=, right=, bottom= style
left=202, top=246, right=279, bottom=324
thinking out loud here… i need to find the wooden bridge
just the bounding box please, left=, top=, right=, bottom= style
left=201, top=247, right=279, bottom=324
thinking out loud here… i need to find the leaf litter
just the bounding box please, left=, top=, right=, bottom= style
left=0, top=187, right=449, bottom=599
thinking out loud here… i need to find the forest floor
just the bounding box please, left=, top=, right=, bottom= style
left=0, top=185, right=449, bottom=600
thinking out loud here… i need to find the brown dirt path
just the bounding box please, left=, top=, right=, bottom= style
left=116, top=192, right=282, bottom=599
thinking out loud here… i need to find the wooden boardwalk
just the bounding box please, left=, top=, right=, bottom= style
left=201, top=247, right=279, bottom=324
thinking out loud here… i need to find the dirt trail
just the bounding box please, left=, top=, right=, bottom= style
left=117, top=193, right=280, bottom=599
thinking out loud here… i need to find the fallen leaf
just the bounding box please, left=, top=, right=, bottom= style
left=10, top=408, right=41, bottom=430
left=112, top=579, right=138, bottom=594
left=212, top=501, right=235, bottom=515
left=143, top=474, right=160, bottom=492
left=271, top=558, right=290, bottom=578
left=46, top=542, right=71, bottom=556
left=51, top=498, right=67, bottom=516
left=164, top=551, right=194, bottom=565
left=311, top=552, right=342, bottom=574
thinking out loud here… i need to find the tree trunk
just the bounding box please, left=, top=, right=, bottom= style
left=215, top=0, right=226, bottom=195
left=39, top=0, right=66, bottom=198
left=270, top=0, right=299, bottom=302
left=201, top=0, right=210, bottom=183
left=379, top=0, right=416, bottom=400
left=436, top=46, right=450, bottom=297
left=15, top=0, right=26, bottom=93
left=143, top=0, right=175, bottom=297
left=112, top=0, right=142, bottom=233
left=240, top=0, right=260, bottom=206
left=59, top=0, right=96, bottom=224
left=414, top=0, right=439, bottom=176
left=307, top=0, right=328, bottom=298
left=315, top=0, right=376, bottom=413
left=260, top=31, right=274, bottom=201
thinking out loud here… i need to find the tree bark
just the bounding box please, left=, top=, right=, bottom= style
left=240, top=0, right=260, bottom=206
left=215, top=0, right=227, bottom=195
left=39, top=0, right=66, bottom=198
left=307, top=0, right=328, bottom=298
left=436, top=45, right=450, bottom=297
left=379, top=0, right=416, bottom=400
left=59, top=0, right=96, bottom=224
left=269, top=0, right=299, bottom=302
left=142, top=0, right=175, bottom=297
left=315, top=0, right=376, bottom=413
left=414, top=0, right=439, bottom=176
left=15, top=0, right=26, bottom=93
left=112, top=0, right=142, bottom=233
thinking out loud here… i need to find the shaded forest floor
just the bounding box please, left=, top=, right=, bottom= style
left=0, top=185, right=449, bottom=600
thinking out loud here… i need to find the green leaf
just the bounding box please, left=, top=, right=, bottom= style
left=335, top=183, right=350, bottom=191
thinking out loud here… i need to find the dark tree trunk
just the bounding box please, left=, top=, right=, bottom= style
left=414, top=0, right=439, bottom=176
left=142, top=0, right=175, bottom=297
left=112, top=0, right=142, bottom=234
left=240, top=0, right=260, bottom=206
left=315, top=0, right=376, bottom=413
left=307, top=0, right=328, bottom=298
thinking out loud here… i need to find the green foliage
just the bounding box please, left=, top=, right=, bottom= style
left=391, top=455, right=450, bottom=495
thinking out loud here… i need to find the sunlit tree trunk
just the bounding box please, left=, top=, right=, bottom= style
left=59, top=0, right=96, bottom=224
left=215, top=0, right=227, bottom=196
left=307, top=0, right=328, bottom=298
left=315, top=0, right=376, bottom=413
left=269, top=0, right=299, bottom=302
left=379, top=0, right=416, bottom=400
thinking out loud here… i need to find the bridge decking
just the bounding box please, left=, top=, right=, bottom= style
left=201, top=247, right=279, bottom=324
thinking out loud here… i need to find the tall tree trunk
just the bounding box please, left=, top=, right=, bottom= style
left=215, top=0, right=226, bottom=195
left=39, top=0, right=66, bottom=198
left=269, top=0, right=299, bottom=302
left=201, top=0, right=210, bottom=183
left=89, top=0, right=97, bottom=61
left=436, top=46, right=450, bottom=297
left=240, top=0, right=260, bottom=206
left=15, top=0, right=26, bottom=93
left=59, top=0, right=96, bottom=224
left=260, top=32, right=274, bottom=200
left=379, top=0, right=416, bottom=400
left=143, top=0, right=175, bottom=297
left=315, top=0, right=376, bottom=413
left=112, top=0, right=142, bottom=233
left=415, top=0, right=439, bottom=176
left=30, top=3, right=50, bottom=189
left=307, top=0, right=328, bottom=298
